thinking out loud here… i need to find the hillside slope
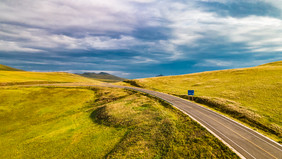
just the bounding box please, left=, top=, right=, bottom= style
left=123, top=61, right=282, bottom=141
left=78, top=72, right=126, bottom=83
left=0, top=71, right=101, bottom=85
left=0, top=64, right=23, bottom=71
left=259, top=61, right=282, bottom=67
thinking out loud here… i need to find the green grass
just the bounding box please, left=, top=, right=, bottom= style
left=0, top=71, right=101, bottom=85
left=122, top=61, right=282, bottom=142
left=0, top=87, right=127, bottom=158
left=0, top=86, right=238, bottom=158
left=0, top=64, right=23, bottom=71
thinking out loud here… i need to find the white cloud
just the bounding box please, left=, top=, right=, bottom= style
left=0, top=0, right=281, bottom=66
left=0, top=0, right=161, bottom=33
left=131, top=56, right=158, bottom=64
left=263, top=0, right=282, bottom=11
left=128, top=0, right=157, bottom=3
left=214, top=16, right=282, bottom=53
left=195, top=59, right=232, bottom=67
left=0, top=24, right=152, bottom=51
left=83, top=35, right=148, bottom=50
left=0, top=0, right=162, bottom=52
left=0, top=40, right=42, bottom=52
left=158, top=2, right=282, bottom=57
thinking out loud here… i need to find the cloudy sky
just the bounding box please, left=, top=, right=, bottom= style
left=1, top=0, right=282, bottom=78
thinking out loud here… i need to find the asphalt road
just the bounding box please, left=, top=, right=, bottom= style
left=109, top=85, right=282, bottom=159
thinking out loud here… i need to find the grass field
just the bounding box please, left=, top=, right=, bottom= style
left=0, top=71, right=101, bottom=86
left=0, top=86, right=238, bottom=158
left=122, top=61, right=282, bottom=142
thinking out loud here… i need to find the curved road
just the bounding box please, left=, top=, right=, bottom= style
left=109, top=85, right=282, bottom=159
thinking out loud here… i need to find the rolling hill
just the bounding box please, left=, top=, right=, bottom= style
left=0, top=64, right=23, bottom=71
left=122, top=61, right=282, bottom=141
left=78, top=72, right=126, bottom=83
left=0, top=70, right=101, bottom=86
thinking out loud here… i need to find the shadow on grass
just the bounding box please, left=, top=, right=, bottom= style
left=89, top=106, right=133, bottom=158
left=90, top=104, right=135, bottom=128
left=123, top=80, right=143, bottom=88
left=90, top=106, right=109, bottom=126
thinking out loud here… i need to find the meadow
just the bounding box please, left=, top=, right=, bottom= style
left=0, top=71, right=101, bottom=86
left=122, top=61, right=282, bottom=142
left=0, top=86, right=238, bottom=158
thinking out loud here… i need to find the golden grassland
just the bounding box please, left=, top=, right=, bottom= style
left=0, top=86, right=238, bottom=158
left=122, top=61, right=282, bottom=142
left=0, top=71, right=101, bottom=85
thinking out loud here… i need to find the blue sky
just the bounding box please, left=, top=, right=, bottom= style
left=0, top=0, right=282, bottom=78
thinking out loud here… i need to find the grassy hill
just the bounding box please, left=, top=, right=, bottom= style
left=259, top=61, right=282, bottom=67
left=122, top=61, right=282, bottom=142
left=78, top=72, right=126, bottom=83
left=0, top=64, right=23, bottom=71
left=0, top=71, right=101, bottom=85
left=0, top=86, right=238, bottom=158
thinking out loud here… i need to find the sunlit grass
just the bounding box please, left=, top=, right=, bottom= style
left=122, top=61, right=282, bottom=141
left=0, top=87, right=126, bottom=158
left=0, top=86, right=238, bottom=158
left=0, top=71, right=101, bottom=85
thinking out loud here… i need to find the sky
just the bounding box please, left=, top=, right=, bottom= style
left=0, top=0, right=282, bottom=79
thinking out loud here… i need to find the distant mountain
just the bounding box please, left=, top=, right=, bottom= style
left=78, top=72, right=126, bottom=83
left=0, top=64, right=23, bottom=71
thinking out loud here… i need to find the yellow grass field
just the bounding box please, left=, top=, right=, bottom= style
left=0, top=71, right=101, bottom=85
